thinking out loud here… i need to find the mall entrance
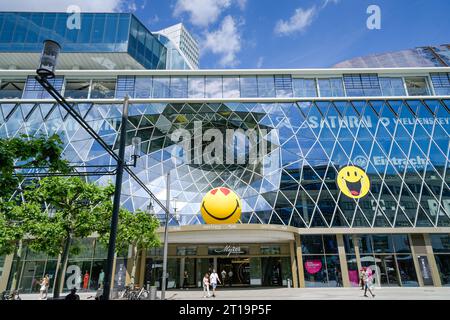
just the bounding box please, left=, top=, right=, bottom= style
left=217, top=258, right=250, bottom=286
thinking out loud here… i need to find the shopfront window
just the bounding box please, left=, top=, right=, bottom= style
left=356, top=234, right=417, bottom=287
left=302, top=235, right=342, bottom=287
left=431, top=234, right=450, bottom=286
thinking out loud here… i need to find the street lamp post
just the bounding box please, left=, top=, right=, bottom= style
left=102, top=95, right=129, bottom=300
left=161, top=172, right=170, bottom=300
left=34, top=40, right=161, bottom=300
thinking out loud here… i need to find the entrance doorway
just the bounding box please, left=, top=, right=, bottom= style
left=261, top=257, right=282, bottom=286
left=217, top=258, right=250, bottom=286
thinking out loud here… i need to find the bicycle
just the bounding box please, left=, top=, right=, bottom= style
left=1, top=289, right=22, bottom=300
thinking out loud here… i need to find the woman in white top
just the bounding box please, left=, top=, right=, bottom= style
left=202, top=273, right=211, bottom=298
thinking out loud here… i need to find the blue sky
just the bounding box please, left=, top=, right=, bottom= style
left=1, top=0, right=450, bottom=68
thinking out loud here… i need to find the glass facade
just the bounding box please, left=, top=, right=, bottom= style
left=1, top=97, right=449, bottom=227
left=0, top=12, right=167, bottom=70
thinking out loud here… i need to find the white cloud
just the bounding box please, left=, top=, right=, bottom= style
left=274, top=0, right=340, bottom=36
left=174, top=0, right=232, bottom=27
left=0, top=0, right=129, bottom=12
left=237, top=0, right=247, bottom=10
left=274, top=6, right=317, bottom=36
left=202, top=15, right=241, bottom=67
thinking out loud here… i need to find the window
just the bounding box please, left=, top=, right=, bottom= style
left=379, top=77, right=406, bottom=96
left=90, top=79, right=116, bottom=99
left=318, top=78, right=345, bottom=97
left=170, top=76, right=188, bottom=98
left=188, top=76, right=205, bottom=98
left=22, top=76, right=64, bottom=99
left=404, top=77, right=430, bottom=96
left=0, top=79, right=25, bottom=99
left=134, top=77, right=152, bottom=98
left=240, top=76, right=258, bottom=98
left=115, top=76, right=135, bottom=98
left=152, top=76, right=170, bottom=98
left=430, top=73, right=450, bottom=95
left=205, top=76, right=223, bottom=98
left=274, top=75, right=293, bottom=97
left=292, top=78, right=317, bottom=97
left=222, top=76, right=240, bottom=98
left=64, top=80, right=90, bottom=99
left=257, top=76, right=275, bottom=97
left=343, top=74, right=381, bottom=96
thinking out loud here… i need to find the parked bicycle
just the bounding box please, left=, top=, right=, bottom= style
left=118, top=285, right=149, bottom=300
left=1, top=289, right=22, bottom=300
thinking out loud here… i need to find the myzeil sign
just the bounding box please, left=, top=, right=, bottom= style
left=304, top=116, right=450, bottom=129
left=213, top=245, right=246, bottom=256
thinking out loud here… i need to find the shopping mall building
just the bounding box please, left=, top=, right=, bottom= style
left=0, top=12, right=449, bottom=293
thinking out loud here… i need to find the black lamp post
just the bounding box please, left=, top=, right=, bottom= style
left=34, top=40, right=161, bottom=300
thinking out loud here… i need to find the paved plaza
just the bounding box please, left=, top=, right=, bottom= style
left=17, top=287, right=450, bottom=300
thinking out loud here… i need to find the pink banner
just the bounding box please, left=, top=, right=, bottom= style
left=304, top=260, right=322, bottom=274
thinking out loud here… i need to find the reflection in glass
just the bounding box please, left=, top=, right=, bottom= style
left=64, top=80, right=90, bottom=99
left=405, top=77, right=430, bottom=96
left=90, top=79, right=116, bottom=99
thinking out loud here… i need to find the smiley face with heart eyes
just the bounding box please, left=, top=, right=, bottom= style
left=200, top=187, right=241, bottom=224
left=337, top=166, right=370, bottom=199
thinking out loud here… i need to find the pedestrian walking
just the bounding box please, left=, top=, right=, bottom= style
left=39, top=274, right=50, bottom=299
left=362, top=268, right=375, bottom=298
left=209, top=269, right=221, bottom=297
left=83, top=271, right=90, bottom=291
left=183, top=271, right=189, bottom=290
left=359, top=268, right=365, bottom=290
left=202, top=273, right=211, bottom=298
left=228, top=270, right=233, bottom=287
left=221, top=270, right=227, bottom=287
left=98, top=269, right=105, bottom=289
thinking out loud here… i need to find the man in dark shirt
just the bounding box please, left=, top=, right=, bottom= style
left=65, top=288, right=80, bottom=300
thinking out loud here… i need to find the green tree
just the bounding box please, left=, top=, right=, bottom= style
left=99, top=208, right=160, bottom=286
left=20, top=176, right=114, bottom=298
left=0, top=134, right=69, bottom=198
left=0, top=134, right=70, bottom=288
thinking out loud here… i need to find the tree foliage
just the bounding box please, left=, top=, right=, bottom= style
left=0, top=134, right=70, bottom=198
left=21, top=176, right=115, bottom=256
left=0, top=134, right=70, bottom=256
left=99, top=208, right=161, bottom=254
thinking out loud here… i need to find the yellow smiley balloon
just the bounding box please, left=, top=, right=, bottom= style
left=337, top=166, right=370, bottom=199
left=200, top=187, right=242, bottom=224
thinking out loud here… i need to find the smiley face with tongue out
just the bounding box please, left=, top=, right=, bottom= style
left=337, top=165, right=370, bottom=199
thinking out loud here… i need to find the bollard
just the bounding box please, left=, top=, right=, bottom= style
left=287, top=278, right=291, bottom=288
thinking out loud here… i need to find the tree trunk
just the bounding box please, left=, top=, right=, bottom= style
left=52, top=234, right=71, bottom=299
left=10, top=240, right=23, bottom=291
left=130, top=245, right=138, bottom=286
